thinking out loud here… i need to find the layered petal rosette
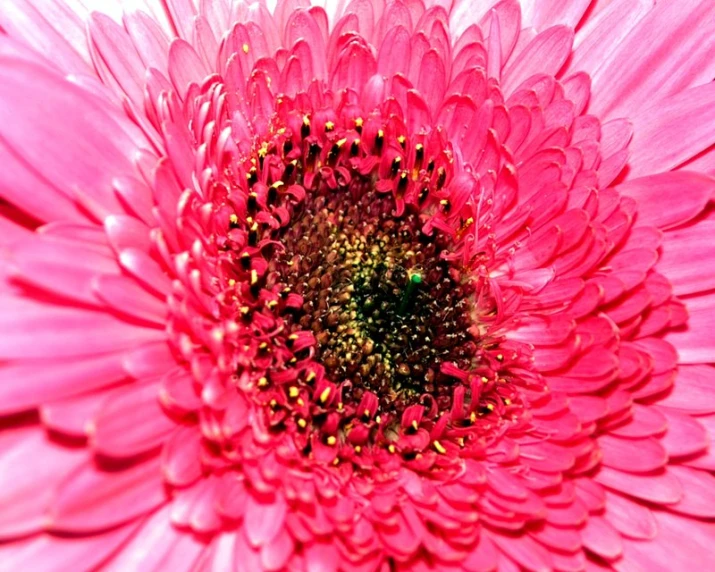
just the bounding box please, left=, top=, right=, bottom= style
left=0, top=0, right=715, bottom=570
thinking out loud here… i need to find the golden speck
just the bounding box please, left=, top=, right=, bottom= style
left=242, top=43, right=249, bottom=54
left=319, top=387, right=331, bottom=403
left=433, top=440, right=447, bottom=454
left=327, top=436, right=337, bottom=446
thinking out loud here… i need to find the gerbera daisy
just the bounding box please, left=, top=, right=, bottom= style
left=1, top=0, right=714, bottom=570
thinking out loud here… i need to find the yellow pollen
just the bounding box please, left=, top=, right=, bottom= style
left=325, top=121, right=335, bottom=131
left=228, top=279, right=236, bottom=287
left=354, top=445, right=362, bottom=453
left=288, top=386, right=299, bottom=398
left=257, top=377, right=268, bottom=387
left=354, top=117, right=363, bottom=128
left=433, top=440, right=447, bottom=454
left=327, top=436, right=337, bottom=446
left=258, top=342, right=269, bottom=351
left=242, top=43, right=249, bottom=54
left=375, top=415, right=382, bottom=424
left=269, top=399, right=277, bottom=408
left=504, top=398, right=512, bottom=406
left=397, top=135, right=406, bottom=146
left=297, top=398, right=305, bottom=406
left=271, top=181, right=284, bottom=189
left=303, top=115, right=310, bottom=126
left=229, top=214, right=238, bottom=224
left=388, top=444, right=396, bottom=454
left=481, top=376, right=489, bottom=383
left=486, top=403, right=495, bottom=411
left=289, top=334, right=299, bottom=341
left=470, top=411, right=477, bottom=423
left=306, top=371, right=316, bottom=383
left=496, top=353, right=504, bottom=362
left=250, top=270, right=258, bottom=285
left=240, top=306, right=250, bottom=315
left=411, top=420, right=419, bottom=431
left=297, top=418, right=307, bottom=428
left=377, top=129, right=384, bottom=139
left=319, top=387, right=331, bottom=403
left=338, top=402, right=344, bottom=411
left=364, top=409, right=371, bottom=418
left=440, top=199, right=450, bottom=206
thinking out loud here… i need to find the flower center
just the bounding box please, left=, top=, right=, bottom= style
left=211, top=110, right=526, bottom=470
left=278, top=187, right=480, bottom=415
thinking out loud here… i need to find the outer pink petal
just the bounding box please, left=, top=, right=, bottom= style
left=589, top=0, right=715, bottom=120
left=0, top=428, right=85, bottom=538
left=627, top=82, right=715, bottom=177
left=0, top=58, right=145, bottom=221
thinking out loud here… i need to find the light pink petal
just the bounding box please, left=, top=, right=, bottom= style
left=0, top=521, right=141, bottom=572
left=0, top=298, right=165, bottom=359
left=122, top=342, right=177, bottom=378
left=95, top=274, right=168, bottom=325
left=567, top=0, right=652, bottom=78
left=119, top=248, right=173, bottom=296
left=580, top=515, right=623, bottom=561
left=627, top=82, right=715, bottom=177
left=0, top=0, right=94, bottom=75
left=10, top=237, right=118, bottom=305
left=597, top=435, right=667, bottom=473
left=89, top=12, right=146, bottom=107
left=162, top=425, right=203, bottom=486
left=658, top=221, right=715, bottom=295
left=667, top=292, right=715, bottom=364
left=124, top=9, right=171, bottom=74
left=619, top=511, right=715, bottom=570
left=169, top=39, right=210, bottom=99
left=41, top=387, right=124, bottom=437
left=655, top=407, right=708, bottom=458
left=603, top=491, right=657, bottom=540
left=244, top=492, right=287, bottom=547
left=164, top=0, right=198, bottom=40
left=665, top=466, right=715, bottom=518
left=502, top=25, right=573, bottom=95
left=613, top=172, right=713, bottom=229
left=590, top=1, right=715, bottom=120
left=104, top=505, right=206, bottom=572
left=525, top=0, right=591, bottom=30
left=595, top=466, right=682, bottom=505
left=0, top=58, right=142, bottom=218
left=655, top=365, right=715, bottom=414
left=50, top=456, right=166, bottom=533
left=0, top=428, right=85, bottom=538
left=0, top=135, right=86, bottom=224
left=91, top=382, right=176, bottom=458
left=0, top=353, right=127, bottom=414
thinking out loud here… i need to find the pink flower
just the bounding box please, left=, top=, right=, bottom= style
left=1, top=0, right=715, bottom=569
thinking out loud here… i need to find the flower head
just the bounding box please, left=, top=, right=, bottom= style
left=1, top=0, right=715, bottom=570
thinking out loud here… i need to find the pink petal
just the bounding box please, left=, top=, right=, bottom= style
left=603, top=491, right=657, bottom=540
left=0, top=521, right=141, bottom=572
left=50, top=456, right=166, bottom=533
left=103, top=505, right=206, bottom=571
left=613, top=171, right=713, bottom=229
left=628, top=82, right=715, bottom=177
left=95, top=274, right=168, bottom=325
left=667, top=292, right=715, bottom=364
left=667, top=466, right=715, bottom=518
left=0, top=0, right=93, bottom=75
left=589, top=1, right=715, bottom=121
left=655, top=365, right=715, bottom=414
left=580, top=515, right=623, bottom=561
left=91, top=382, right=176, bottom=458
left=502, top=25, right=573, bottom=95
left=0, top=59, right=140, bottom=218
left=596, top=467, right=682, bottom=506
left=598, top=435, right=667, bottom=473
left=0, top=428, right=85, bottom=538
left=0, top=298, right=165, bottom=359
left=658, top=221, right=715, bottom=295
left=0, top=353, right=127, bottom=414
